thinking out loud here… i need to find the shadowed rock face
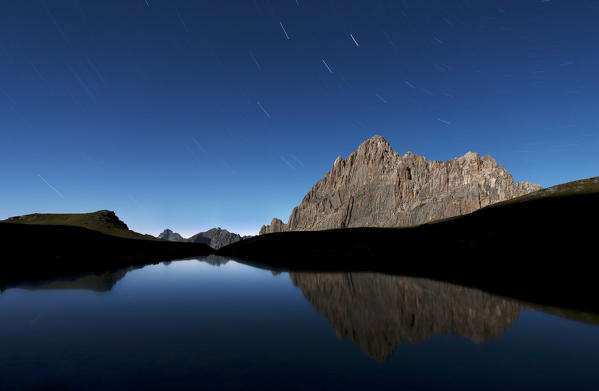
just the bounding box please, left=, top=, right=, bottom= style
left=260, top=135, right=540, bottom=233
left=290, top=272, right=522, bottom=362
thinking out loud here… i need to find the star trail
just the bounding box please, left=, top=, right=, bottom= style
left=0, top=0, right=597, bottom=235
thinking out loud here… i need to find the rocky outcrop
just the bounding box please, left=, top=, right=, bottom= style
left=290, top=272, right=522, bottom=361
left=260, top=135, right=541, bottom=233
left=259, top=218, right=286, bottom=235
left=188, top=228, right=249, bottom=250
left=157, top=228, right=185, bottom=242
left=157, top=228, right=250, bottom=250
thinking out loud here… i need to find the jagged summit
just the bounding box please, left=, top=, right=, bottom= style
left=359, top=134, right=392, bottom=150
left=157, top=227, right=250, bottom=250
left=158, top=229, right=185, bottom=242
left=260, top=136, right=540, bottom=234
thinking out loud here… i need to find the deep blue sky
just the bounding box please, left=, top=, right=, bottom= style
left=1, top=1, right=598, bottom=235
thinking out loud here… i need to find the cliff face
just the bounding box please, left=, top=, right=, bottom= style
left=290, top=272, right=522, bottom=361
left=260, top=135, right=540, bottom=234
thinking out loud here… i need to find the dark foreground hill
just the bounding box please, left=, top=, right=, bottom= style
left=219, top=177, right=599, bottom=313
left=0, top=211, right=213, bottom=287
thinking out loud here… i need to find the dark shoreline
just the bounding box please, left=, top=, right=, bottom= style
left=218, top=190, right=599, bottom=313
left=0, top=222, right=214, bottom=288
left=2, top=186, right=597, bottom=314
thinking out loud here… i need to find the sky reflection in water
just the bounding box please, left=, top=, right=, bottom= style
left=1, top=258, right=598, bottom=390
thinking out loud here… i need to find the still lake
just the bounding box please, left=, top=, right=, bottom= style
left=1, top=257, right=598, bottom=390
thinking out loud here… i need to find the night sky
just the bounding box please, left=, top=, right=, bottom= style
left=1, top=1, right=598, bottom=235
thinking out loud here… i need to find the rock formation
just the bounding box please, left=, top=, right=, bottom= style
left=260, top=135, right=541, bottom=234
left=290, top=272, right=522, bottom=361
left=260, top=218, right=285, bottom=235
left=188, top=228, right=250, bottom=250
left=157, top=228, right=185, bottom=242
left=157, top=227, right=250, bottom=250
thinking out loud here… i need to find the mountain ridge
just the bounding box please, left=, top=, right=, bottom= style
left=2, top=210, right=152, bottom=240
left=219, top=176, right=599, bottom=313
left=158, top=227, right=250, bottom=250
left=260, top=135, right=541, bottom=233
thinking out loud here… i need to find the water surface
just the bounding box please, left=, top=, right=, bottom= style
left=1, top=258, right=598, bottom=390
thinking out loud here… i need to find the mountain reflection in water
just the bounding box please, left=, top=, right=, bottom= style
left=16, top=268, right=134, bottom=292
left=3, top=258, right=599, bottom=391
left=10, top=256, right=229, bottom=292
left=10, top=257, right=525, bottom=362
left=290, top=272, right=521, bottom=361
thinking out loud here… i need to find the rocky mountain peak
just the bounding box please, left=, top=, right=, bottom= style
left=358, top=134, right=392, bottom=152
left=157, top=229, right=185, bottom=242
left=352, top=135, right=395, bottom=166
left=259, top=218, right=285, bottom=235
left=461, top=151, right=479, bottom=160
left=158, top=227, right=250, bottom=249
left=260, top=136, right=541, bottom=233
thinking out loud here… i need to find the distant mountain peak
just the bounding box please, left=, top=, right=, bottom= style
left=157, top=227, right=251, bottom=250
left=157, top=229, right=185, bottom=242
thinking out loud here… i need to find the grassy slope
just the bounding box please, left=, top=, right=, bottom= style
left=218, top=177, right=599, bottom=312
left=494, top=176, right=599, bottom=204
left=1, top=210, right=151, bottom=240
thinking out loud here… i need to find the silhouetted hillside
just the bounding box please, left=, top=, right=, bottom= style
left=0, top=212, right=214, bottom=287
left=220, top=177, right=599, bottom=313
